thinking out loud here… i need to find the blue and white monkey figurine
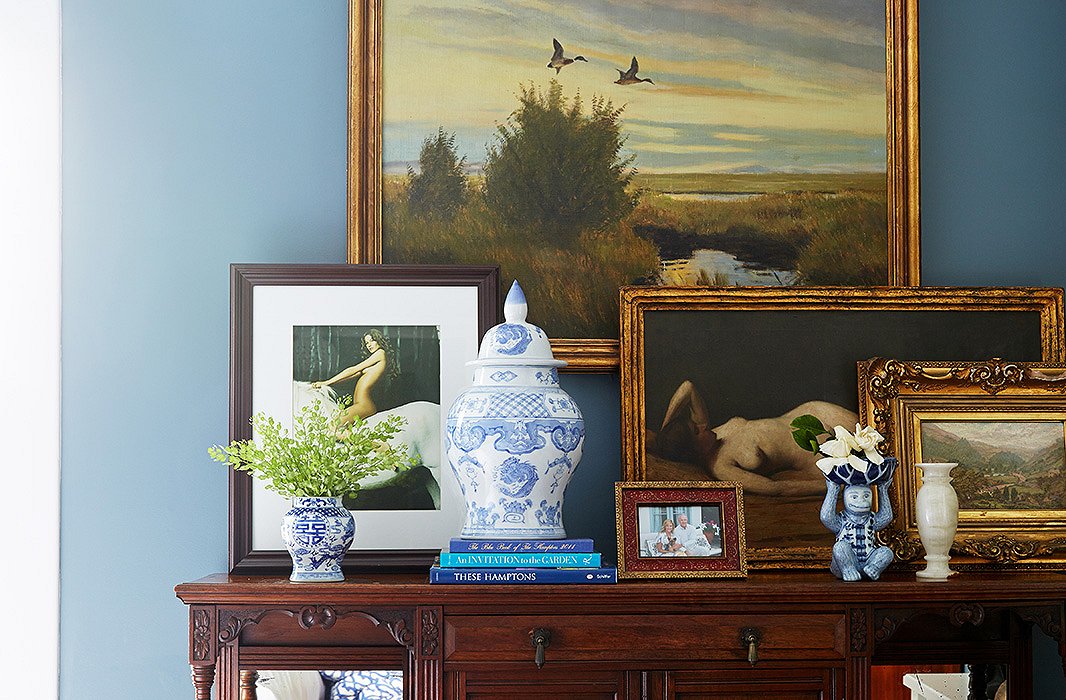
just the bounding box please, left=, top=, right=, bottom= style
left=821, top=477, right=894, bottom=581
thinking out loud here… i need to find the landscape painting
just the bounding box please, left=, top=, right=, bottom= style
left=919, top=420, right=1066, bottom=511
left=376, top=0, right=901, bottom=339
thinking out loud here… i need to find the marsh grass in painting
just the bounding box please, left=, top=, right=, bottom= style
left=920, top=421, right=1066, bottom=511
left=382, top=1, right=889, bottom=338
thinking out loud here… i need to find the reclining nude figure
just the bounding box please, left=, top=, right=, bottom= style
left=649, top=380, right=858, bottom=497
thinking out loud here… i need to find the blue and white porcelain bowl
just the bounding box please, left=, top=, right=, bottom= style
left=823, top=457, right=897, bottom=487
left=446, top=281, right=585, bottom=540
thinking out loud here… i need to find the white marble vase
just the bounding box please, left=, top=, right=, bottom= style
left=914, top=462, right=959, bottom=580
left=446, top=281, right=584, bottom=540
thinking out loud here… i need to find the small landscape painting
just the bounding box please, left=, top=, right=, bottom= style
left=919, top=420, right=1066, bottom=511
left=380, top=0, right=891, bottom=338
left=291, top=325, right=442, bottom=512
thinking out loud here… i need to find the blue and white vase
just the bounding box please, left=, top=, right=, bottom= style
left=280, top=497, right=356, bottom=582
left=446, top=281, right=584, bottom=539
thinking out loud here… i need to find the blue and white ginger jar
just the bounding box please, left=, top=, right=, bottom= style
left=446, top=281, right=584, bottom=539
left=280, top=497, right=356, bottom=582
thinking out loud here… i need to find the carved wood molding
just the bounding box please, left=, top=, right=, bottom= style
left=1016, top=604, right=1064, bottom=641
left=850, top=608, right=869, bottom=653
left=217, top=606, right=415, bottom=647
left=878, top=529, right=923, bottom=562
left=420, top=608, right=441, bottom=657
left=874, top=603, right=987, bottom=644
left=371, top=608, right=416, bottom=647
left=873, top=608, right=921, bottom=644
left=192, top=607, right=214, bottom=662
left=957, top=535, right=1066, bottom=563
left=949, top=603, right=986, bottom=627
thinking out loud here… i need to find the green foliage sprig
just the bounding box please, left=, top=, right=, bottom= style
left=208, top=399, right=413, bottom=499
left=789, top=414, right=831, bottom=453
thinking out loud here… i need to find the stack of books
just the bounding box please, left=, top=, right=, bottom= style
left=429, top=537, right=617, bottom=584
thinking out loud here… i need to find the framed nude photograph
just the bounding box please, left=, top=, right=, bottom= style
left=227, top=264, right=499, bottom=572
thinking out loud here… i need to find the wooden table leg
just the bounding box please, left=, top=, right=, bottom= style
left=239, top=670, right=259, bottom=700
left=192, top=664, right=215, bottom=700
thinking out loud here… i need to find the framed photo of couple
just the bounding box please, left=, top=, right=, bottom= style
left=227, top=264, right=499, bottom=573
left=615, top=481, right=747, bottom=579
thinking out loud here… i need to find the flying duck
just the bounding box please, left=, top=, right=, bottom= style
left=614, top=56, right=654, bottom=85
left=547, top=38, right=587, bottom=74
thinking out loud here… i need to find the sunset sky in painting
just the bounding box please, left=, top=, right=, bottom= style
left=382, top=0, right=887, bottom=174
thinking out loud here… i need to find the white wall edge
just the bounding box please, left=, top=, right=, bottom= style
left=0, top=0, right=62, bottom=696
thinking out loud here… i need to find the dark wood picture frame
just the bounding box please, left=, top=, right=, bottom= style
left=620, top=286, right=1065, bottom=570
left=346, top=0, right=922, bottom=371
left=859, top=357, right=1066, bottom=569
left=228, top=264, right=499, bottom=574
left=615, top=481, right=747, bottom=579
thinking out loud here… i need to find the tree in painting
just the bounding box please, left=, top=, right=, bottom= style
left=407, top=128, right=468, bottom=221
left=382, top=1, right=890, bottom=337
left=483, top=81, right=636, bottom=243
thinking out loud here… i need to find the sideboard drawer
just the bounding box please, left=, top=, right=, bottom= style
left=444, top=613, right=846, bottom=664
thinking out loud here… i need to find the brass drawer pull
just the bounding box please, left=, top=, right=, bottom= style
left=529, top=628, right=552, bottom=668
left=740, top=627, right=761, bottom=666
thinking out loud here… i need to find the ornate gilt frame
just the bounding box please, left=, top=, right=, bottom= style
left=615, top=481, right=747, bottom=579
left=620, top=286, right=1065, bottom=569
left=346, top=0, right=922, bottom=370
left=859, top=357, right=1066, bottom=569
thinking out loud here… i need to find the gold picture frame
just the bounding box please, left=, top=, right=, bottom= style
left=615, top=481, right=747, bottom=579
left=859, top=357, right=1066, bottom=569
left=347, top=1, right=921, bottom=370
left=620, top=286, right=1065, bottom=569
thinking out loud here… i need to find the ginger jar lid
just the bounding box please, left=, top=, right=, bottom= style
left=469, top=281, right=565, bottom=368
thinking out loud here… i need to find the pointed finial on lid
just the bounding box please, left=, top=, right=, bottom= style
left=504, top=280, right=527, bottom=323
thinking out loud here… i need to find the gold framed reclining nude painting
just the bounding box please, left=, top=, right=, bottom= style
left=620, top=286, right=1065, bottom=569
left=347, top=0, right=920, bottom=369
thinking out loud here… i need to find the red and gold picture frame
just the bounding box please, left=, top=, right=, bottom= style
left=616, top=481, right=746, bottom=579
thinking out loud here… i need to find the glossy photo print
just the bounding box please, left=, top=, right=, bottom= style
left=352, top=0, right=920, bottom=348
left=615, top=481, right=746, bottom=578
left=637, top=504, right=723, bottom=558
left=292, top=325, right=442, bottom=511
left=227, top=264, right=499, bottom=573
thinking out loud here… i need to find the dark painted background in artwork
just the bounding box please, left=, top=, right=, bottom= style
left=642, top=309, right=1045, bottom=430
left=59, top=2, right=1066, bottom=697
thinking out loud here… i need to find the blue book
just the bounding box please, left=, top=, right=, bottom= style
left=448, top=538, right=595, bottom=553
left=430, top=566, right=617, bottom=584
left=440, top=551, right=601, bottom=568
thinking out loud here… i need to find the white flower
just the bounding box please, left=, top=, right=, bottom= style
left=820, top=426, right=857, bottom=457
left=852, top=423, right=885, bottom=465
left=816, top=425, right=872, bottom=474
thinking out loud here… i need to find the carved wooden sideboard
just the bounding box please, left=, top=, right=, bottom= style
left=175, top=572, right=1066, bottom=699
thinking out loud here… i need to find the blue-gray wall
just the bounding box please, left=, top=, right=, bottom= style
left=60, top=2, right=1066, bottom=697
